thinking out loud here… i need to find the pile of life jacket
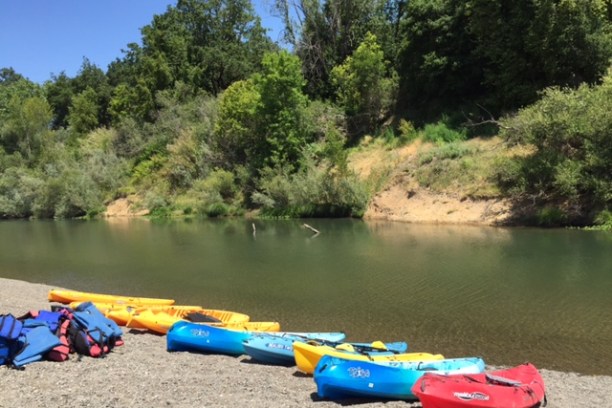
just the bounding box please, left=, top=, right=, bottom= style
left=0, top=302, right=123, bottom=369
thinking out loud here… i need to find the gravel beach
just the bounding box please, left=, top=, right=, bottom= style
left=1, top=277, right=611, bottom=408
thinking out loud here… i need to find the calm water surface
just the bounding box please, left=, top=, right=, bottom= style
left=1, top=219, right=610, bottom=375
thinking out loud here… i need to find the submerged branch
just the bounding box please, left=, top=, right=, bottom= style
left=302, top=223, right=320, bottom=237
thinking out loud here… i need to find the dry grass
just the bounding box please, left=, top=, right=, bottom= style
left=351, top=136, right=533, bottom=225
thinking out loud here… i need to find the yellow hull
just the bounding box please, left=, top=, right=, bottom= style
left=70, top=302, right=251, bottom=329
left=128, top=309, right=265, bottom=334
left=49, top=289, right=175, bottom=306
left=292, top=341, right=445, bottom=374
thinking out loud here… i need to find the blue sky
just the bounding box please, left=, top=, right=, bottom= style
left=0, top=1, right=284, bottom=84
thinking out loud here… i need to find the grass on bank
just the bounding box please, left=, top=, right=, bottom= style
left=347, top=121, right=526, bottom=203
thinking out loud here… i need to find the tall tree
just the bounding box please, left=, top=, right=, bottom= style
left=397, top=0, right=612, bottom=121
left=275, top=0, right=399, bottom=98
left=0, top=75, right=48, bottom=160
left=0, top=68, right=24, bottom=85
left=72, top=59, right=112, bottom=127
left=331, top=32, right=398, bottom=137
left=398, top=0, right=482, bottom=121
left=45, top=59, right=112, bottom=129
left=68, top=87, right=100, bottom=135
left=215, top=50, right=309, bottom=172
left=45, top=72, right=74, bottom=129
left=0, top=96, right=52, bottom=161
left=0, top=73, right=42, bottom=120
left=468, top=0, right=612, bottom=110
left=255, top=50, right=310, bottom=168
left=214, top=79, right=260, bottom=167
left=109, top=0, right=274, bottom=113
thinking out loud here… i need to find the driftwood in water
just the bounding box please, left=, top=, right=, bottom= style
left=303, top=223, right=320, bottom=237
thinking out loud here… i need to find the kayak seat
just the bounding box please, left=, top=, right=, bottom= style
left=184, top=312, right=223, bottom=323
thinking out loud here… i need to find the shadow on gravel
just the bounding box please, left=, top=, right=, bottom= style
left=308, top=392, right=410, bottom=406
left=240, top=357, right=294, bottom=367
left=127, top=328, right=162, bottom=336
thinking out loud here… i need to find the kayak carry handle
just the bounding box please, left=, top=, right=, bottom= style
left=417, top=361, right=439, bottom=371
left=485, top=373, right=522, bottom=387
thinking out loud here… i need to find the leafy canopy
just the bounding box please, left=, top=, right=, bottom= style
left=331, top=32, right=397, bottom=137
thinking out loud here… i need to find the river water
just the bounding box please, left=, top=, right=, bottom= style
left=1, top=218, right=610, bottom=375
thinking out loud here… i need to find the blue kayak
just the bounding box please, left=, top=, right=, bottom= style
left=314, top=356, right=485, bottom=400
left=167, top=321, right=343, bottom=357
left=167, top=321, right=254, bottom=355
left=243, top=332, right=347, bottom=365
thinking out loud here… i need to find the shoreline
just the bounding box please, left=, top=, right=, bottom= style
left=1, top=277, right=611, bottom=407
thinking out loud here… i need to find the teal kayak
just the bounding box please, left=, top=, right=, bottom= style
left=315, top=356, right=486, bottom=400
left=167, top=321, right=342, bottom=357
left=244, top=334, right=408, bottom=366
left=243, top=332, right=347, bottom=365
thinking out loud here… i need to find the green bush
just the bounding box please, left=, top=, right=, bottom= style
left=593, top=210, right=612, bottom=231
left=493, top=156, right=526, bottom=196
left=422, top=121, right=467, bottom=144
left=418, top=143, right=472, bottom=165
left=534, top=206, right=567, bottom=227
left=381, top=127, right=395, bottom=144
left=202, top=169, right=240, bottom=202
left=0, top=167, right=44, bottom=218
left=331, top=32, right=398, bottom=138
left=130, top=154, right=167, bottom=186
left=398, top=119, right=418, bottom=144
left=253, top=158, right=369, bottom=218
left=144, top=191, right=171, bottom=218
left=204, top=202, right=229, bottom=218
left=173, top=169, right=243, bottom=217
left=499, top=68, right=612, bottom=225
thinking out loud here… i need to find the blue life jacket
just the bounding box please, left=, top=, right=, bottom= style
left=20, top=310, right=63, bottom=334
left=69, top=302, right=123, bottom=357
left=11, top=325, right=62, bottom=368
left=72, top=302, right=122, bottom=338
left=17, top=309, right=73, bottom=363
left=0, top=314, right=23, bottom=340
left=0, top=314, right=23, bottom=366
left=0, top=337, right=17, bottom=366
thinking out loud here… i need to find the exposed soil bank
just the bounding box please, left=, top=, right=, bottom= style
left=365, top=184, right=511, bottom=226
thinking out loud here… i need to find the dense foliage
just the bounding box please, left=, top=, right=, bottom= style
left=1, top=0, right=611, bottom=225
left=399, top=0, right=612, bottom=121
left=498, top=68, right=612, bottom=226
left=331, top=32, right=398, bottom=139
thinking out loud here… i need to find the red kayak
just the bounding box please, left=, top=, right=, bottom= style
left=412, top=362, right=546, bottom=408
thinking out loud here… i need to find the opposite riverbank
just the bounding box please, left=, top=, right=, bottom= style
left=1, top=277, right=611, bottom=407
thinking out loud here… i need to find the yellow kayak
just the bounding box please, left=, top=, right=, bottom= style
left=49, top=289, right=175, bottom=306
left=293, top=341, right=445, bottom=374
left=69, top=302, right=251, bottom=328
left=128, top=308, right=265, bottom=334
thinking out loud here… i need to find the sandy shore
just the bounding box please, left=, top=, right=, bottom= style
left=1, top=278, right=611, bottom=407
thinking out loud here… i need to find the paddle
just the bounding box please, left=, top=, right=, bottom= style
left=341, top=343, right=404, bottom=356
left=307, top=339, right=402, bottom=355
